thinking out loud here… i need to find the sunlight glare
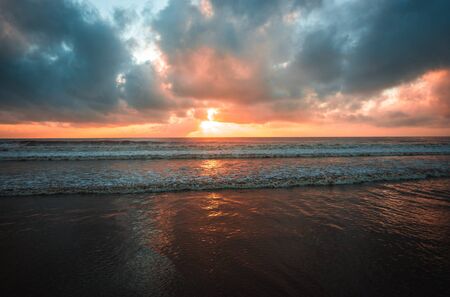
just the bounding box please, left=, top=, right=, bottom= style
left=207, top=108, right=218, bottom=121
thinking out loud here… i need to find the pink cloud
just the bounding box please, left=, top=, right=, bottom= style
left=167, top=47, right=269, bottom=102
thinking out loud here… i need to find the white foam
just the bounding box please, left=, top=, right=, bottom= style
left=1, top=155, right=449, bottom=196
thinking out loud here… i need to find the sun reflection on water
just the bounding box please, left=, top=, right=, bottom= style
left=201, top=159, right=220, bottom=171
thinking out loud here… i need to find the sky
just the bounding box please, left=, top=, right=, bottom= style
left=0, top=0, right=449, bottom=137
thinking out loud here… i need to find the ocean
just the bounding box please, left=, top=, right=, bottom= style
left=1, top=137, right=449, bottom=296
left=1, top=137, right=449, bottom=195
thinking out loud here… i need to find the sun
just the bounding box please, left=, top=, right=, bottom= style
left=200, top=108, right=221, bottom=134
left=191, top=107, right=268, bottom=137
left=206, top=108, right=218, bottom=121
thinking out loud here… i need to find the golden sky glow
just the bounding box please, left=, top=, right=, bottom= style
left=1, top=114, right=448, bottom=139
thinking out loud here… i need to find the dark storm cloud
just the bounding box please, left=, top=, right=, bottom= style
left=152, top=0, right=321, bottom=58
left=0, top=0, right=173, bottom=124
left=122, top=62, right=171, bottom=110
left=151, top=0, right=242, bottom=57
left=0, top=0, right=129, bottom=122
left=210, top=0, right=322, bottom=25
left=288, top=0, right=450, bottom=95
left=291, top=28, right=345, bottom=96
left=343, top=0, right=450, bottom=93
left=113, top=7, right=139, bottom=30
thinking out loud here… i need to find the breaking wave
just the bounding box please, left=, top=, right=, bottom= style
left=1, top=155, right=449, bottom=196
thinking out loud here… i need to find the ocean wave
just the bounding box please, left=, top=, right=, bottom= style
left=1, top=150, right=450, bottom=161
left=1, top=155, right=448, bottom=196
left=1, top=138, right=449, bottom=160
left=1, top=172, right=448, bottom=197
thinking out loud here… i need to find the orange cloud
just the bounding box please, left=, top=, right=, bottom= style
left=350, top=69, right=450, bottom=127
left=168, top=47, right=268, bottom=102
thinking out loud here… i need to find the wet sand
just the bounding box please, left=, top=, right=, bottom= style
left=1, top=179, right=449, bottom=297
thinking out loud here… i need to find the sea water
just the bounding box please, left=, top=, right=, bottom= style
left=0, top=137, right=449, bottom=195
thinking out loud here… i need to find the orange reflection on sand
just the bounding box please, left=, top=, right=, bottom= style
left=204, top=193, right=224, bottom=218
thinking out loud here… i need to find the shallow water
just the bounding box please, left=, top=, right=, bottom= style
left=1, top=179, right=449, bottom=297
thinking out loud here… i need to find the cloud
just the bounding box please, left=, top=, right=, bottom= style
left=311, top=69, right=450, bottom=128
left=122, top=62, right=171, bottom=110
left=0, top=0, right=133, bottom=122
left=151, top=0, right=311, bottom=102
left=361, top=69, right=450, bottom=127
left=166, top=47, right=270, bottom=102
left=0, top=0, right=184, bottom=124
left=0, top=0, right=449, bottom=131
left=342, top=0, right=450, bottom=93
left=210, top=0, right=322, bottom=22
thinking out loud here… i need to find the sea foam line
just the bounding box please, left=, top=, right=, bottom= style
left=1, top=151, right=450, bottom=161
left=1, top=171, right=448, bottom=197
